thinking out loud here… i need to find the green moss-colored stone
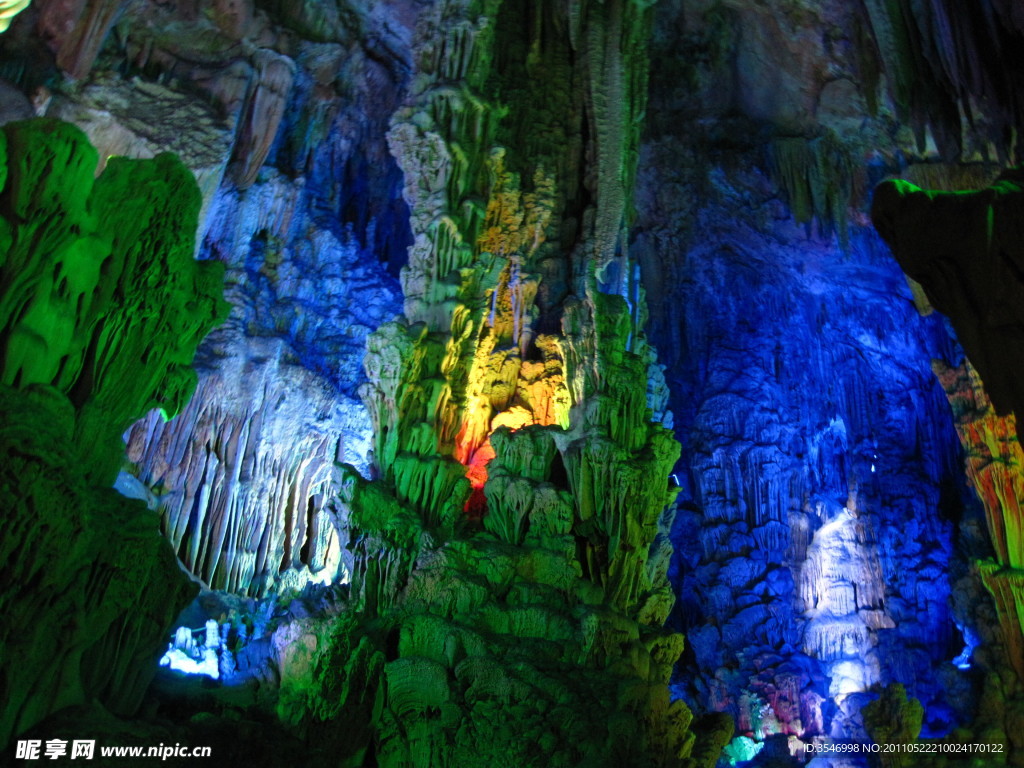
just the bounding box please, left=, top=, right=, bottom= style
left=0, top=119, right=223, bottom=747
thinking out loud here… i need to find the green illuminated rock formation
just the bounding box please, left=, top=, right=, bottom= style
left=769, top=130, right=857, bottom=247
left=0, top=118, right=226, bottom=746
left=862, top=684, right=924, bottom=768
left=263, top=1, right=724, bottom=765
left=0, top=0, right=28, bottom=33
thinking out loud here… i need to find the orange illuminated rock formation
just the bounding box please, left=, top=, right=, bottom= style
left=934, top=360, right=1024, bottom=678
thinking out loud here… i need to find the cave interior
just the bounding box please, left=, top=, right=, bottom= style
left=3, top=1, right=1024, bottom=767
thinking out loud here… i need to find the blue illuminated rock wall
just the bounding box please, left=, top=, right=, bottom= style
left=633, top=2, right=993, bottom=756
left=636, top=147, right=984, bottom=750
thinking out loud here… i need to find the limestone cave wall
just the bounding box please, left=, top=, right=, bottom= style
left=632, top=1, right=1024, bottom=763
left=2, top=0, right=412, bottom=597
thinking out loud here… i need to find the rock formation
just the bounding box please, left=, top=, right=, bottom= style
left=6, top=0, right=1024, bottom=765
left=8, top=0, right=410, bottom=597
left=272, top=2, right=726, bottom=765
left=630, top=2, right=996, bottom=757
left=873, top=172, right=1024, bottom=761
left=0, top=118, right=225, bottom=745
left=872, top=171, right=1024, bottom=440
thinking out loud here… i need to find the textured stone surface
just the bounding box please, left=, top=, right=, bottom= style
left=26, top=0, right=411, bottom=596
left=273, top=2, right=721, bottom=766
left=875, top=175, right=1024, bottom=764
left=873, top=172, right=1024, bottom=440
left=46, top=71, right=234, bottom=231
left=125, top=334, right=358, bottom=596
left=634, top=1, right=1011, bottom=760
left=640, top=177, right=975, bottom=745
left=7, top=1, right=1024, bottom=765
left=0, top=119, right=223, bottom=746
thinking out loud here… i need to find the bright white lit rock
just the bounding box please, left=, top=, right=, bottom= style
left=159, top=624, right=221, bottom=680
left=160, top=647, right=220, bottom=680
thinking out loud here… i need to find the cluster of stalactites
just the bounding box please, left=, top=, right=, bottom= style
left=566, top=0, right=655, bottom=300
left=300, top=1, right=712, bottom=765
left=333, top=0, right=681, bottom=604
left=351, top=0, right=676, bottom=589
left=861, top=0, right=1024, bottom=162
left=125, top=391, right=342, bottom=597
left=374, top=3, right=575, bottom=504
left=768, top=131, right=858, bottom=248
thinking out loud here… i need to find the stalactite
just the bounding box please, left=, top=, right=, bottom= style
left=231, top=49, right=296, bottom=189
left=860, top=0, right=1024, bottom=161
left=50, top=0, right=126, bottom=81
left=768, top=130, right=857, bottom=247
left=124, top=343, right=348, bottom=597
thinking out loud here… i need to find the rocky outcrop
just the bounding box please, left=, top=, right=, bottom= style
left=870, top=170, right=1024, bottom=765
left=871, top=164, right=1024, bottom=762
left=0, top=119, right=224, bottom=746
left=121, top=160, right=402, bottom=596
left=36, top=0, right=283, bottom=166
left=872, top=171, right=1024, bottom=440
